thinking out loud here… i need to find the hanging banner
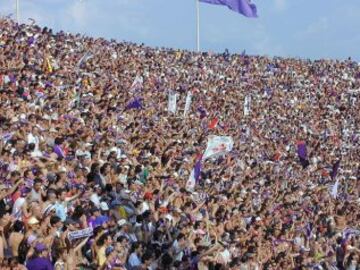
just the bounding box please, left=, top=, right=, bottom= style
left=202, top=135, right=234, bottom=160
left=183, top=92, right=193, bottom=117
left=244, top=95, right=251, bottom=116
left=168, top=90, right=178, bottom=114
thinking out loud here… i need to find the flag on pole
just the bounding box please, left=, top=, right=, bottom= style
left=202, top=135, right=234, bottom=160
left=183, top=92, right=193, bottom=117
left=186, top=157, right=202, bottom=191
left=168, top=90, right=178, bottom=114
left=330, top=160, right=340, bottom=180
left=199, top=0, right=258, bottom=17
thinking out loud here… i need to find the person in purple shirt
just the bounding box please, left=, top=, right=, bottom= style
left=26, top=243, right=54, bottom=270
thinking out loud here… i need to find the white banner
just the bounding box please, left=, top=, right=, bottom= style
left=130, top=76, right=143, bottom=92
left=186, top=169, right=196, bottom=192
left=68, top=227, right=93, bottom=241
left=202, top=135, right=234, bottom=160
left=183, top=92, right=193, bottom=117
left=168, top=90, right=178, bottom=114
left=244, top=95, right=251, bottom=116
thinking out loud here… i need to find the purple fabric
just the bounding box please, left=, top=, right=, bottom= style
left=194, top=159, right=202, bottom=183
left=297, top=142, right=307, bottom=160
left=330, top=160, right=340, bottom=180
left=200, top=0, right=258, bottom=17
left=53, top=145, right=65, bottom=158
left=26, top=257, right=54, bottom=270
left=197, top=107, right=207, bottom=119
left=125, top=98, right=142, bottom=110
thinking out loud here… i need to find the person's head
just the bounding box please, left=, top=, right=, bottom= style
left=100, top=163, right=111, bottom=175
left=12, top=220, right=24, bottom=233
left=90, top=162, right=100, bottom=173
left=10, top=171, right=21, bottom=183
left=97, top=233, right=112, bottom=247
left=0, top=185, right=8, bottom=199
left=131, top=242, right=143, bottom=254
left=91, top=207, right=101, bottom=217
left=34, top=243, right=48, bottom=258
left=55, top=247, right=68, bottom=261
left=50, top=215, right=62, bottom=229
left=57, top=188, right=67, bottom=201
left=23, top=169, right=34, bottom=179
left=177, top=233, right=186, bottom=245
left=142, top=250, right=153, bottom=267
left=47, top=189, right=57, bottom=203
left=33, top=178, right=42, bottom=192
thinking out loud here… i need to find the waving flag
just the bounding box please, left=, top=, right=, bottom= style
left=202, top=135, right=234, bottom=160
left=208, top=118, right=219, bottom=129
left=297, top=141, right=309, bottom=168
left=125, top=98, right=142, bottom=110
left=200, top=0, right=258, bottom=17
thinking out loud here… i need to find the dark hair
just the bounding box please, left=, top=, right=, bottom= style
left=34, top=178, right=42, bottom=185
left=161, top=252, right=173, bottom=268
left=13, top=220, right=24, bottom=233
left=54, top=137, right=64, bottom=145
left=50, top=216, right=61, bottom=226
left=142, top=250, right=153, bottom=262
left=176, top=233, right=185, bottom=241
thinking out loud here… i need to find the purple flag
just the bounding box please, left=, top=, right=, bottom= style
left=297, top=141, right=307, bottom=160
left=194, top=159, right=202, bottom=183
left=200, top=0, right=258, bottom=17
left=330, top=160, right=340, bottom=180
left=297, top=141, right=309, bottom=168
left=125, top=98, right=142, bottom=110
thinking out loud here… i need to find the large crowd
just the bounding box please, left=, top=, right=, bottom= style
left=0, top=18, right=360, bottom=270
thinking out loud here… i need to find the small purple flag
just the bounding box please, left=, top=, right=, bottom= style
left=330, top=160, right=340, bottom=180
left=125, top=98, right=142, bottom=110
left=297, top=141, right=309, bottom=168
left=200, top=0, right=258, bottom=17
left=297, top=141, right=307, bottom=160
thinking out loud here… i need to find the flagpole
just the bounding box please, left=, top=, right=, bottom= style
left=15, top=0, right=20, bottom=23
left=196, top=0, right=200, bottom=52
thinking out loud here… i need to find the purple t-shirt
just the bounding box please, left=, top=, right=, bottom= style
left=26, top=257, right=54, bottom=270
